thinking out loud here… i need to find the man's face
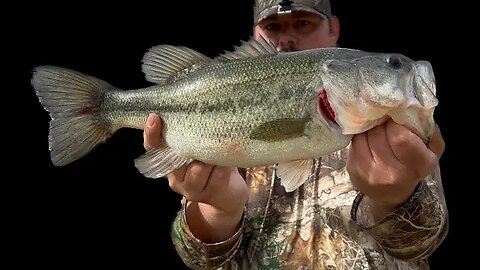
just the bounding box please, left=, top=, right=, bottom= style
left=253, top=11, right=339, bottom=52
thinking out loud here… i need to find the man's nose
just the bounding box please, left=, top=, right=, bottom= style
left=277, top=30, right=297, bottom=52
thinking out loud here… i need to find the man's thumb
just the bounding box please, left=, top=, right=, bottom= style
left=143, top=113, right=163, bottom=150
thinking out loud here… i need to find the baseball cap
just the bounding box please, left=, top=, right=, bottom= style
left=253, top=0, right=332, bottom=25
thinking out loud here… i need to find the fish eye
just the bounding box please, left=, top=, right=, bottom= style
left=387, top=56, right=402, bottom=69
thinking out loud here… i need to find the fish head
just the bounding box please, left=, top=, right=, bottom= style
left=320, top=51, right=438, bottom=142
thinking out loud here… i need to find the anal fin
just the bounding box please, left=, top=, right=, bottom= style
left=134, top=144, right=192, bottom=178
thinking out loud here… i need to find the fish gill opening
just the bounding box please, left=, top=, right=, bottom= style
left=319, top=89, right=337, bottom=124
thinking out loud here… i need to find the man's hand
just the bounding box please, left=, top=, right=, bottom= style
left=143, top=113, right=249, bottom=242
left=347, top=119, right=445, bottom=220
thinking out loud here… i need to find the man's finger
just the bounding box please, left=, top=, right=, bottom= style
left=427, top=125, right=445, bottom=159
left=385, top=120, right=425, bottom=168
left=167, top=163, right=189, bottom=194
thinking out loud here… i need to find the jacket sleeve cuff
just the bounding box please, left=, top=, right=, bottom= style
left=351, top=180, right=446, bottom=260
left=171, top=198, right=244, bottom=269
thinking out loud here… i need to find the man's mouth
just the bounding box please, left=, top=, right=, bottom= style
left=319, top=89, right=337, bottom=124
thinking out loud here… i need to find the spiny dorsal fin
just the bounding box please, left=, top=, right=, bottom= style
left=215, top=36, right=277, bottom=61
left=142, top=45, right=211, bottom=84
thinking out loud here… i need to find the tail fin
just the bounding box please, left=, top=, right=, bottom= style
left=31, top=65, right=114, bottom=166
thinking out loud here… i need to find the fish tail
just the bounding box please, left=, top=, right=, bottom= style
left=31, top=65, right=114, bottom=166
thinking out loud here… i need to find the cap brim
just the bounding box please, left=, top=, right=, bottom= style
left=254, top=4, right=329, bottom=25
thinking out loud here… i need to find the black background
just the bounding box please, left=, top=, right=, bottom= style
left=11, top=0, right=463, bottom=268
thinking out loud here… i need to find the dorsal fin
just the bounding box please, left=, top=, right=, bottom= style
left=215, top=36, right=277, bottom=61
left=142, top=45, right=211, bottom=84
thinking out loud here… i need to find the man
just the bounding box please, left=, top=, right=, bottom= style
left=143, top=0, right=448, bottom=269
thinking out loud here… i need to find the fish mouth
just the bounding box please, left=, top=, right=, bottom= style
left=319, top=89, right=337, bottom=125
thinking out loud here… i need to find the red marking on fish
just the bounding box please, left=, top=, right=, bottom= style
left=319, top=90, right=336, bottom=124
left=79, top=106, right=92, bottom=115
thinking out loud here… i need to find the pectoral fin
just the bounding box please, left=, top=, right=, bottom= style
left=250, top=118, right=310, bottom=142
left=277, top=159, right=313, bottom=192
left=134, top=144, right=192, bottom=178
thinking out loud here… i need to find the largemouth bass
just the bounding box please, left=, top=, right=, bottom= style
left=31, top=38, right=438, bottom=192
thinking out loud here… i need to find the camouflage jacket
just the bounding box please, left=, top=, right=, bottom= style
left=170, top=147, right=448, bottom=270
